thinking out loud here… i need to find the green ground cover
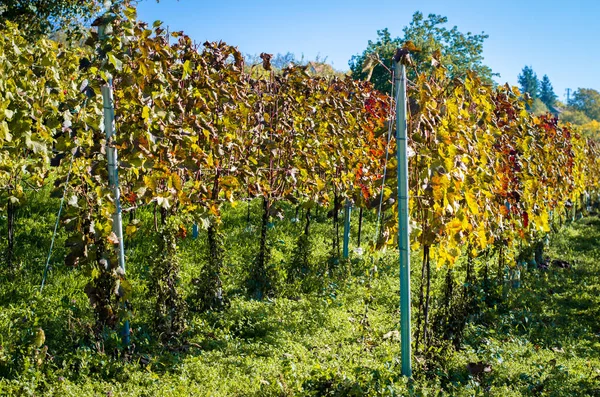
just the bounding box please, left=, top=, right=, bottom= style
left=0, top=190, right=599, bottom=396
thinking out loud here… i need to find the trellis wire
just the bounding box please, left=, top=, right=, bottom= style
left=373, top=68, right=398, bottom=244
left=40, top=96, right=89, bottom=293
left=40, top=148, right=77, bottom=293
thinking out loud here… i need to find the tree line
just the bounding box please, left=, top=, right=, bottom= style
left=518, top=66, right=600, bottom=138
left=348, top=12, right=599, bottom=139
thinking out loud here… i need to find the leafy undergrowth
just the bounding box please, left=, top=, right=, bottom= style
left=1, top=199, right=600, bottom=395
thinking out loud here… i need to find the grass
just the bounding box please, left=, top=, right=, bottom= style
left=0, top=190, right=599, bottom=396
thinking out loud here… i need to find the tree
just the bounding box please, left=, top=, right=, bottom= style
left=246, top=52, right=301, bottom=69
left=0, top=0, right=101, bottom=36
left=559, top=89, right=600, bottom=139
left=271, top=52, right=302, bottom=69
left=245, top=52, right=345, bottom=78
left=349, top=28, right=400, bottom=94
left=517, top=66, right=539, bottom=103
left=531, top=98, right=550, bottom=115
left=578, top=120, right=600, bottom=139
left=538, top=75, right=557, bottom=110
left=561, top=109, right=591, bottom=125
left=349, top=12, right=495, bottom=93
left=560, top=108, right=600, bottom=139
left=568, top=88, right=600, bottom=121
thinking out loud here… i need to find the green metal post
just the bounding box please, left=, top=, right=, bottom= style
left=395, top=56, right=412, bottom=377
left=102, top=84, right=126, bottom=273
left=102, top=82, right=130, bottom=346
left=100, top=11, right=129, bottom=345
left=343, top=199, right=351, bottom=259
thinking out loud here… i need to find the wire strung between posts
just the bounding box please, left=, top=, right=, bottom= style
left=39, top=92, right=92, bottom=293
left=40, top=149, right=77, bottom=293
left=356, top=68, right=400, bottom=355
left=373, top=68, right=398, bottom=244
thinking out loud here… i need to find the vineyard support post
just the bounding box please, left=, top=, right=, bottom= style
left=102, top=76, right=130, bottom=346
left=102, top=85, right=126, bottom=273
left=394, top=54, right=412, bottom=377
left=343, top=199, right=351, bottom=259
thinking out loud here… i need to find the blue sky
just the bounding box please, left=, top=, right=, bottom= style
left=135, top=0, right=599, bottom=101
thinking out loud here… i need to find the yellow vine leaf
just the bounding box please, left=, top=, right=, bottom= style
left=142, top=105, right=150, bottom=121
left=465, top=191, right=479, bottom=215
left=538, top=211, right=550, bottom=232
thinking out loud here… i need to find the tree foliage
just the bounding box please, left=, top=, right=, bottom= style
left=0, top=0, right=102, bottom=36
left=349, top=28, right=399, bottom=94
left=539, top=74, right=557, bottom=110
left=580, top=120, right=600, bottom=139
left=245, top=52, right=344, bottom=78
left=561, top=108, right=591, bottom=125
left=568, top=88, right=600, bottom=121
left=349, top=12, right=494, bottom=93
left=517, top=66, right=539, bottom=103
left=531, top=98, right=550, bottom=115
left=561, top=88, right=600, bottom=138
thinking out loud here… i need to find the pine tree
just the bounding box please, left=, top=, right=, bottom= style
left=539, top=75, right=558, bottom=110
left=518, top=66, right=539, bottom=101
